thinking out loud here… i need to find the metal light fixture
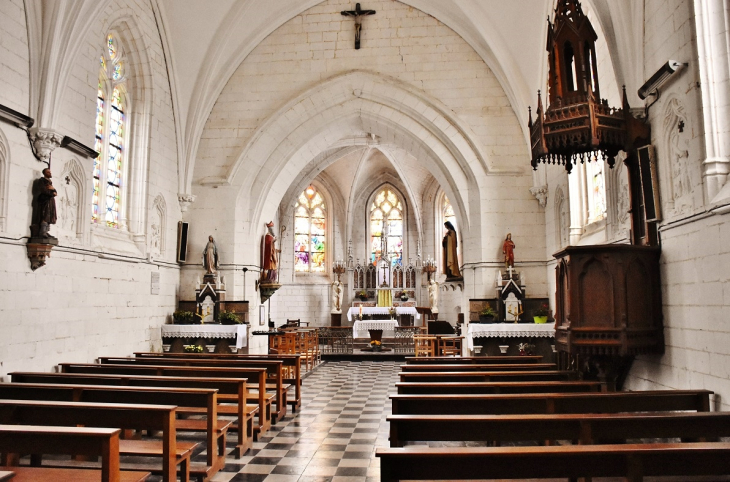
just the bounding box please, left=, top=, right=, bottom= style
left=0, top=103, right=34, bottom=128
left=61, top=136, right=97, bottom=158
left=638, top=60, right=686, bottom=100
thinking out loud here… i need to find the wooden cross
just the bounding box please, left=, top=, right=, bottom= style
left=341, top=3, right=376, bottom=49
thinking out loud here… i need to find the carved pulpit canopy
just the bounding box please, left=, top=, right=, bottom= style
left=528, top=0, right=650, bottom=173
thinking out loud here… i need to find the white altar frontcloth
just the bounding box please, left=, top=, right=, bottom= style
left=161, top=324, right=248, bottom=349
left=352, top=320, right=399, bottom=339
left=467, top=323, right=555, bottom=350
left=346, top=306, right=420, bottom=322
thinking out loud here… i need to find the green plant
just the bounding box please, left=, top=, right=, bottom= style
left=534, top=303, right=549, bottom=317
left=183, top=344, right=204, bottom=353
left=218, top=310, right=242, bottom=324
left=357, top=290, right=368, bottom=298
left=479, top=305, right=497, bottom=317
left=173, top=310, right=195, bottom=324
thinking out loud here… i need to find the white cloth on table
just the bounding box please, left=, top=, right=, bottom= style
left=161, top=324, right=248, bottom=349
left=346, top=306, right=420, bottom=322
left=352, top=320, right=399, bottom=339
left=466, top=323, right=555, bottom=350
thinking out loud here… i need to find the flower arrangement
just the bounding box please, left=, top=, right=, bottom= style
left=218, top=310, right=242, bottom=325
left=184, top=344, right=204, bottom=353
left=369, top=340, right=382, bottom=347
left=517, top=342, right=535, bottom=356
left=397, top=291, right=409, bottom=301
left=173, top=310, right=200, bottom=324
left=356, top=290, right=368, bottom=300
left=534, top=303, right=550, bottom=317
left=388, top=306, right=397, bottom=318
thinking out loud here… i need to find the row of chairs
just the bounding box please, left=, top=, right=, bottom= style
left=269, top=328, right=320, bottom=371
left=413, top=334, right=463, bottom=357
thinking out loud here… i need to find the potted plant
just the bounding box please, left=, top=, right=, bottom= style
left=357, top=290, right=368, bottom=301
left=173, top=310, right=195, bottom=325
left=184, top=344, right=204, bottom=353
left=369, top=340, right=382, bottom=352
left=533, top=303, right=549, bottom=324
left=478, top=305, right=497, bottom=323
left=219, top=310, right=242, bottom=325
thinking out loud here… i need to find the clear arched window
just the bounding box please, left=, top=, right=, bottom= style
left=93, top=33, right=127, bottom=228
left=585, top=157, right=607, bottom=223
left=294, top=185, right=326, bottom=272
left=443, top=194, right=456, bottom=235
left=370, top=187, right=404, bottom=266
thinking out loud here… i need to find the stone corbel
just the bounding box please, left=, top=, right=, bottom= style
left=29, top=128, right=63, bottom=164
left=178, top=193, right=196, bottom=213
left=26, top=238, right=58, bottom=270
left=530, top=185, right=548, bottom=207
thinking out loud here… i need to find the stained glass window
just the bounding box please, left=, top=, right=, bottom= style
left=294, top=185, right=326, bottom=273
left=370, top=187, right=404, bottom=267
left=93, top=32, right=126, bottom=228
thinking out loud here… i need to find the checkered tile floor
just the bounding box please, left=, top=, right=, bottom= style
left=210, top=360, right=400, bottom=482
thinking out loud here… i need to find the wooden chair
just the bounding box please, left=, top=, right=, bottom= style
left=437, top=336, right=463, bottom=356
left=413, top=335, right=437, bottom=357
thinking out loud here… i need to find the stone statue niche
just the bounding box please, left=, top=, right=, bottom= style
left=496, top=267, right=526, bottom=322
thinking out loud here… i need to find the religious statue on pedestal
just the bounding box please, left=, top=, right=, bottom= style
left=332, top=280, right=343, bottom=313
left=428, top=277, right=439, bottom=314
left=30, top=168, right=58, bottom=239
left=442, top=221, right=462, bottom=281
left=202, top=235, right=219, bottom=275
left=261, top=221, right=279, bottom=283
left=503, top=233, right=515, bottom=268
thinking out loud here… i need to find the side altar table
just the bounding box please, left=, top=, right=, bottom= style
left=352, top=320, right=399, bottom=339
left=467, top=323, right=555, bottom=358
left=161, top=324, right=248, bottom=353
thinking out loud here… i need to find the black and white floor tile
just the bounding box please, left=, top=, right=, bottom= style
left=211, top=360, right=400, bottom=482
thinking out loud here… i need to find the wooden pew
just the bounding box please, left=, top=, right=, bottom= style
left=400, top=362, right=557, bottom=371
left=58, top=362, right=271, bottom=435
left=376, top=443, right=730, bottom=481
left=0, top=424, right=150, bottom=482
left=398, top=370, right=576, bottom=383
left=0, top=383, right=226, bottom=481
left=388, top=411, right=730, bottom=447
left=100, top=356, right=288, bottom=422
left=10, top=371, right=255, bottom=456
left=390, top=389, right=713, bottom=415
left=405, top=355, right=543, bottom=364
left=0, top=400, right=191, bottom=482
left=134, top=352, right=303, bottom=411
left=396, top=380, right=602, bottom=394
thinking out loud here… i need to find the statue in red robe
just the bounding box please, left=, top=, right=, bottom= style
left=262, top=221, right=278, bottom=283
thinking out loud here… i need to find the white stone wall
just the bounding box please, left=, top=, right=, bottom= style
left=0, top=0, right=181, bottom=378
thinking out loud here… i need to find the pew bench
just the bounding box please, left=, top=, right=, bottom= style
left=405, top=355, right=544, bottom=364
left=134, top=352, right=303, bottom=411
left=398, top=370, right=577, bottom=383
left=396, top=380, right=603, bottom=395
left=400, top=362, right=557, bottom=371
left=58, top=362, right=271, bottom=436
left=376, top=443, right=730, bottom=481
left=0, top=424, right=150, bottom=482
left=100, top=356, right=289, bottom=423
left=390, top=389, right=714, bottom=415
left=10, top=371, right=255, bottom=456
left=0, top=383, right=226, bottom=481
left=388, top=411, right=730, bottom=447
left=0, top=399, right=192, bottom=482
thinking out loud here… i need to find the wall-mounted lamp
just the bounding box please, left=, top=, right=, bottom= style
left=0, top=103, right=34, bottom=128
left=61, top=136, right=97, bottom=158
left=638, top=60, right=687, bottom=100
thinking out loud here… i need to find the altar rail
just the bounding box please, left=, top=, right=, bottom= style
left=318, top=326, right=424, bottom=354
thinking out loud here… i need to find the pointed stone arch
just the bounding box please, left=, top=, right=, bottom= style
left=58, top=158, right=87, bottom=240
left=0, top=128, right=8, bottom=233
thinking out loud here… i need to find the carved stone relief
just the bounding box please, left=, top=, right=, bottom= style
left=663, top=98, right=693, bottom=215
left=151, top=194, right=167, bottom=257
left=58, top=159, right=85, bottom=240
left=554, top=186, right=569, bottom=248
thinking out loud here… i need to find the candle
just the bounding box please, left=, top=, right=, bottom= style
left=359, top=305, right=362, bottom=316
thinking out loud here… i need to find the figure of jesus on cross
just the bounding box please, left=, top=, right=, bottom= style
left=341, top=3, right=376, bottom=49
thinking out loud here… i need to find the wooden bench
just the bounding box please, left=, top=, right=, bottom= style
left=0, top=424, right=150, bottom=482
left=396, top=380, right=602, bottom=394
left=0, top=399, right=191, bottom=482
left=376, top=443, right=730, bottom=481
left=400, top=362, right=557, bottom=371
left=58, top=362, right=271, bottom=436
left=398, top=370, right=577, bottom=383
left=388, top=411, right=730, bottom=447
left=404, top=355, right=543, bottom=364
left=390, top=389, right=713, bottom=415
left=100, top=356, right=289, bottom=423
left=134, top=352, right=303, bottom=411
left=10, top=371, right=255, bottom=457
left=0, top=383, right=226, bottom=481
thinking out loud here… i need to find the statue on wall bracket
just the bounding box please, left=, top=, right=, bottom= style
left=442, top=221, right=462, bottom=281
left=259, top=221, right=282, bottom=304
left=27, top=167, right=59, bottom=270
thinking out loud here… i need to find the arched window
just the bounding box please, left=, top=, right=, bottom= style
left=93, top=33, right=127, bottom=228
left=294, top=185, right=326, bottom=272
left=370, top=187, right=404, bottom=266
left=585, top=157, right=607, bottom=223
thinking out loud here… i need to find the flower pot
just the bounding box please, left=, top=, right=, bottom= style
left=498, top=345, right=509, bottom=354
left=478, top=315, right=496, bottom=323
left=533, top=316, right=548, bottom=324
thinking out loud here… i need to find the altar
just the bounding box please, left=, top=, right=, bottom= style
left=347, top=306, right=420, bottom=322
left=352, top=320, right=399, bottom=339
left=161, top=324, right=248, bottom=352
left=467, top=323, right=555, bottom=357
